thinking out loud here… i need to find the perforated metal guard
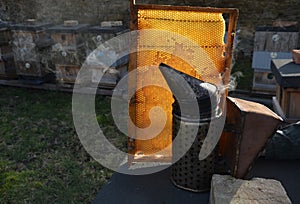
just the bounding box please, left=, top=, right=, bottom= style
left=171, top=115, right=217, bottom=192
left=129, top=2, right=238, bottom=162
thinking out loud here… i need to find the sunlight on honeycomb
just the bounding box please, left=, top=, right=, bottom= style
left=131, top=8, right=226, bottom=158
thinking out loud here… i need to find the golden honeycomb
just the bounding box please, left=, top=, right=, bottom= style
left=131, top=8, right=226, bottom=159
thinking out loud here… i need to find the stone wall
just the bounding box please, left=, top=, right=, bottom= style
left=1, top=0, right=300, bottom=56
left=0, top=0, right=130, bottom=25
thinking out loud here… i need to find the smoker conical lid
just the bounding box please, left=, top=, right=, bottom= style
left=159, top=63, right=220, bottom=120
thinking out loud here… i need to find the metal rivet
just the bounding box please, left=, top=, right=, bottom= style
left=25, top=63, right=31, bottom=69
left=270, top=52, right=278, bottom=59
left=61, top=51, right=67, bottom=57
left=96, top=35, right=102, bottom=42
left=272, top=34, right=280, bottom=42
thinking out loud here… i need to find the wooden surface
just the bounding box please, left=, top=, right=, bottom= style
left=51, top=33, right=80, bottom=49
left=282, top=88, right=300, bottom=118
left=132, top=0, right=238, bottom=14
left=0, top=30, right=12, bottom=45
left=55, top=64, right=80, bottom=83
left=222, top=97, right=282, bottom=178
left=15, top=61, right=46, bottom=77
left=272, top=96, right=299, bottom=123
left=51, top=44, right=86, bottom=68
left=272, top=59, right=300, bottom=121
left=253, top=28, right=298, bottom=94
left=252, top=69, right=276, bottom=95
left=223, top=9, right=239, bottom=94
left=253, top=69, right=276, bottom=85
left=0, top=79, right=114, bottom=95
left=254, top=31, right=298, bottom=52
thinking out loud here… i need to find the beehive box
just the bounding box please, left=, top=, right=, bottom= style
left=271, top=59, right=300, bottom=122
left=85, top=26, right=127, bottom=52
left=55, top=64, right=81, bottom=83
left=84, top=45, right=129, bottom=87
left=54, top=64, right=118, bottom=85
left=50, top=45, right=86, bottom=66
left=83, top=63, right=118, bottom=87
left=48, top=21, right=89, bottom=50
left=252, top=26, right=299, bottom=94
left=252, top=68, right=277, bottom=94
left=14, top=45, right=54, bottom=80
left=11, top=20, right=54, bottom=79
left=48, top=21, right=89, bottom=83
left=84, top=25, right=129, bottom=86
left=15, top=61, right=45, bottom=77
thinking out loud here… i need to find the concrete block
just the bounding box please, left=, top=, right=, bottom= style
left=210, top=174, right=291, bottom=204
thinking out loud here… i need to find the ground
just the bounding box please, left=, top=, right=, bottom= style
left=0, top=86, right=126, bottom=203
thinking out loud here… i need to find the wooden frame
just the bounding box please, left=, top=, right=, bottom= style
left=129, top=0, right=239, bottom=163
left=129, top=0, right=238, bottom=86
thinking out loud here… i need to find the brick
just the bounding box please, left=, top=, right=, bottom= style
left=292, top=49, right=300, bottom=64
left=210, top=174, right=292, bottom=204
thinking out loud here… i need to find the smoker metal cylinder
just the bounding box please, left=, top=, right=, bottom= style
left=171, top=111, right=221, bottom=192
left=158, top=63, right=222, bottom=191
left=170, top=81, right=221, bottom=192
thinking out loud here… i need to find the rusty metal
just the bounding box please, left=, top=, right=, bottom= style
left=219, top=97, right=283, bottom=178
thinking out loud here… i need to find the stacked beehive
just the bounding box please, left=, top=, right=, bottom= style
left=252, top=25, right=299, bottom=94
left=85, top=23, right=126, bottom=51
left=11, top=20, right=54, bottom=83
left=0, top=21, right=16, bottom=79
left=47, top=20, right=89, bottom=83
left=84, top=22, right=128, bottom=87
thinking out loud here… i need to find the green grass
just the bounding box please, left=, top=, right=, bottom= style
left=0, top=86, right=125, bottom=203
left=0, top=61, right=256, bottom=203
left=231, top=57, right=253, bottom=90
